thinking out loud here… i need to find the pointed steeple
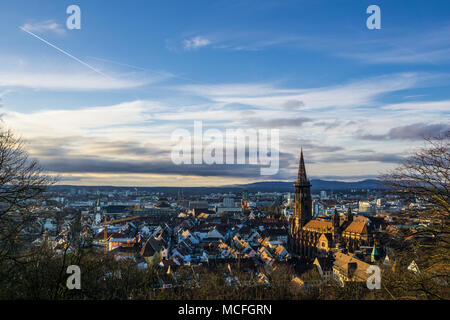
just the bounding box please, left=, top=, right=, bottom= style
left=290, top=148, right=313, bottom=254
left=371, top=245, right=380, bottom=262
left=333, top=207, right=339, bottom=218
left=332, top=207, right=340, bottom=227
left=296, top=148, right=309, bottom=186
left=347, top=206, right=353, bottom=222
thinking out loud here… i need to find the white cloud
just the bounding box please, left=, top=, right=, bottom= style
left=21, top=20, right=66, bottom=35
left=176, top=31, right=308, bottom=52
left=337, top=25, right=450, bottom=65
left=340, top=48, right=450, bottom=65
left=0, top=89, right=11, bottom=98
left=176, top=73, right=422, bottom=110
left=2, top=71, right=444, bottom=185
left=4, top=100, right=152, bottom=137
left=0, top=71, right=154, bottom=91
left=183, top=36, right=211, bottom=50
left=382, top=100, right=450, bottom=112
left=178, top=82, right=286, bottom=97
left=213, top=34, right=307, bottom=51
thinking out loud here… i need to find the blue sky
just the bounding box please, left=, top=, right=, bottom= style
left=0, top=0, right=449, bottom=186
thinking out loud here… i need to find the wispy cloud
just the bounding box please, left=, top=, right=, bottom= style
left=0, top=71, right=151, bottom=91
left=176, top=73, right=423, bottom=110
left=0, top=90, right=11, bottom=98
left=358, top=123, right=450, bottom=141
left=211, top=34, right=306, bottom=51
left=337, top=25, right=450, bottom=65
left=170, top=31, right=308, bottom=53
left=2, top=93, right=432, bottom=185
left=183, top=36, right=211, bottom=50
left=342, top=48, right=450, bottom=65
left=4, top=100, right=152, bottom=136
left=245, top=117, right=312, bottom=128
left=21, top=20, right=66, bottom=35
left=382, top=100, right=450, bottom=112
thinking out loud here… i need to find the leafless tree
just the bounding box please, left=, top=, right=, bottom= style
left=383, top=133, right=449, bottom=214
left=0, top=126, right=56, bottom=261
left=382, top=132, right=449, bottom=299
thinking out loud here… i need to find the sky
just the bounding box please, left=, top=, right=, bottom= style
left=0, top=0, right=449, bottom=187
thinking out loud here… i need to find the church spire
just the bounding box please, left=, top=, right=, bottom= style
left=296, top=148, right=309, bottom=186
left=289, top=149, right=313, bottom=254
left=347, top=206, right=353, bottom=222
left=332, top=207, right=340, bottom=227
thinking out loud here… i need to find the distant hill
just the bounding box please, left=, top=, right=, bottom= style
left=232, top=179, right=384, bottom=192
left=50, top=179, right=385, bottom=195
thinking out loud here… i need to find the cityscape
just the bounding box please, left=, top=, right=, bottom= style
left=6, top=146, right=445, bottom=300
left=0, top=0, right=448, bottom=307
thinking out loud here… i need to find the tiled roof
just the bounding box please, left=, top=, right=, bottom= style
left=303, top=219, right=333, bottom=233
left=333, top=252, right=371, bottom=280
left=343, top=221, right=367, bottom=234
left=313, top=257, right=334, bottom=271
left=275, top=245, right=287, bottom=255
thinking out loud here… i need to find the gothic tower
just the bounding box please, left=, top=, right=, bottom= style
left=347, top=206, right=353, bottom=223
left=332, top=208, right=340, bottom=230
left=289, top=149, right=312, bottom=252
left=332, top=207, right=341, bottom=246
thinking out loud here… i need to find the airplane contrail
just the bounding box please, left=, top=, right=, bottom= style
left=88, top=56, right=209, bottom=85
left=19, top=26, right=111, bottom=79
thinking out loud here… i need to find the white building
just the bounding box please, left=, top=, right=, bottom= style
left=223, top=198, right=235, bottom=207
